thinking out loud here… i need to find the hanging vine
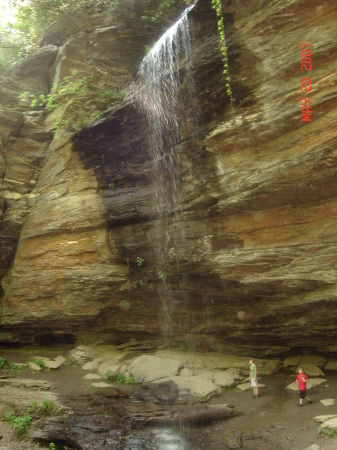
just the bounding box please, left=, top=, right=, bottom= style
left=211, top=0, right=232, bottom=102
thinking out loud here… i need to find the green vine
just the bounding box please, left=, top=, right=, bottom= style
left=211, top=0, right=232, bottom=102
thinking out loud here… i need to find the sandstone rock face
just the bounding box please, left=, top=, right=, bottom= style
left=0, top=9, right=153, bottom=342
left=1, top=0, right=337, bottom=356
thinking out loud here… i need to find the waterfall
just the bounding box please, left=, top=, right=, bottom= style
left=131, top=4, right=197, bottom=341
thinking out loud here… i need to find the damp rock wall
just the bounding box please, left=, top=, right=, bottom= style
left=1, top=0, right=337, bottom=356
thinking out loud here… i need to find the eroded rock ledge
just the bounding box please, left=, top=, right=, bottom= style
left=1, top=0, right=337, bottom=356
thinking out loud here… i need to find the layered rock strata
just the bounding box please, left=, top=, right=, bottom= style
left=1, top=0, right=337, bottom=356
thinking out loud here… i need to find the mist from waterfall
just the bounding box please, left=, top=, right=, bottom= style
left=131, top=4, right=197, bottom=341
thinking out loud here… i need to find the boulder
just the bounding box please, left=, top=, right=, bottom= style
left=178, top=368, right=194, bottom=377
left=132, top=380, right=179, bottom=404
left=284, top=356, right=326, bottom=371
left=299, top=355, right=327, bottom=367
left=128, top=355, right=182, bottom=383
left=83, top=373, right=102, bottom=380
left=302, top=365, right=325, bottom=377
left=320, top=417, right=337, bottom=433
left=68, top=346, right=96, bottom=365
left=43, top=356, right=66, bottom=370
left=97, top=361, right=122, bottom=375
left=169, top=375, right=221, bottom=402
left=90, top=382, right=119, bottom=397
left=133, top=373, right=222, bottom=404
left=0, top=378, right=53, bottom=390
left=320, top=399, right=335, bottom=406
left=286, top=378, right=326, bottom=391
left=133, top=404, right=236, bottom=426
left=325, top=360, right=337, bottom=371
left=91, top=382, right=129, bottom=398
left=29, top=362, right=42, bottom=371
left=283, top=356, right=301, bottom=368
left=70, top=346, right=128, bottom=370
left=237, top=382, right=266, bottom=391
left=314, top=415, right=337, bottom=423
left=205, top=369, right=242, bottom=387
left=82, top=359, right=102, bottom=371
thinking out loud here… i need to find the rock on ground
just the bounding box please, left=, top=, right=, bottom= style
left=320, top=417, right=337, bottom=433
left=128, top=355, right=182, bottom=383
left=314, top=415, right=337, bottom=423
left=29, top=362, right=42, bottom=371
left=83, top=373, right=102, bottom=380
left=169, top=375, right=221, bottom=402
left=286, top=378, right=327, bottom=391
left=133, top=374, right=222, bottom=404
left=205, top=369, right=242, bottom=387
left=237, top=382, right=266, bottom=391
left=325, top=360, right=337, bottom=371
left=44, top=356, right=66, bottom=370
left=320, top=399, right=335, bottom=406
left=301, top=364, right=325, bottom=377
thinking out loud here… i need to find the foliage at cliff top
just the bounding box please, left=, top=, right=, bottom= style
left=10, top=0, right=112, bottom=39
left=9, top=0, right=187, bottom=39
left=2, top=0, right=111, bottom=74
left=0, top=0, right=187, bottom=74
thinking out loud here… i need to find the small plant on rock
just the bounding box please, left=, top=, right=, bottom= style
left=321, top=428, right=337, bottom=438
left=136, top=256, right=145, bottom=266
left=0, top=357, right=24, bottom=375
left=28, top=398, right=57, bottom=416
left=66, top=356, right=77, bottom=367
left=30, top=357, right=48, bottom=370
left=3, top=410, right=33, bottom=437
left=104, top=370, right=135, bottom=385
left=20, top=70, right=126, bottom=132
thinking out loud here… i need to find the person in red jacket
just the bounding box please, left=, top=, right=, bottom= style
left=296, top=367, right=312, bottom=406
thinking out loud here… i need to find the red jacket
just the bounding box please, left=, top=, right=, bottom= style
left=296, top=373, right=309, bottom=390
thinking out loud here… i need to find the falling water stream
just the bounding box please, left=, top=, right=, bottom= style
left=132, top=4, right=197, bottom=343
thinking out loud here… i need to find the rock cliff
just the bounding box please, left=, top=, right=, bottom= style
left=1, top=0, right=337, bottom=356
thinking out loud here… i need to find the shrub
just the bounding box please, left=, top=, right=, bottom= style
left=28, top=398, right=57, bottom=416
left=0, top=357, right=24, bottom=375
left=20, top=70, right=126, bottom=132
left=30, top=358, right=48, bottom=369
left=322, top=428, right=337, bottom=438
left=4, top=410, right=32, bottom=437
left=104, top=370, right=135, bottom=385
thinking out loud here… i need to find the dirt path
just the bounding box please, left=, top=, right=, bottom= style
left=187, top=372, right=337, bottom=449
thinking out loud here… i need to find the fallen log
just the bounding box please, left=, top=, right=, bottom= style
left=132, top=403, right=239, bottom=426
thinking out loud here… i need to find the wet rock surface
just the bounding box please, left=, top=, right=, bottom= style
left=0, top=347, right=336, bottom=449
left=0, top=0, right=337, bottom=358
